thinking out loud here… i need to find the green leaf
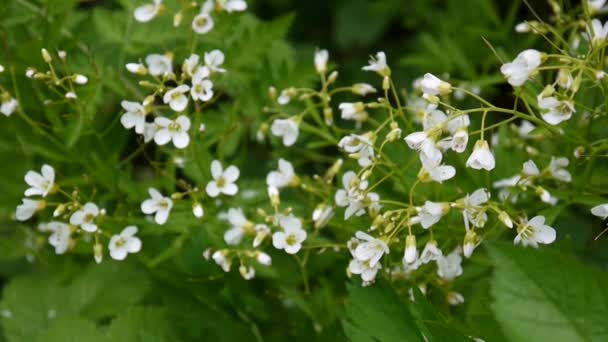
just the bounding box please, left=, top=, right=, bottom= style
left=343, top=281, right=424, bottom=342
left=105, top=306, right=177, bottom=342
left=488, top=242, right=608, bottom=342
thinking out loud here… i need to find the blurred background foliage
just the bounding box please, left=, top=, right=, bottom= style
left=0, top=0, right=607, bottom=341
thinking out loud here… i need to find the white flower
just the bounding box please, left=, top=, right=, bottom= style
left=589, top=0, right=608, bottom=13
left=352, top=231, right=389, bottom=266
left=192, top=203, right=204, bottom=218
left=352, top=83, right=377, bottom=96
left=335, top=171, right=372, bottom=219
left=500, top=49, right=542, bottom=86
left=65, top=92, right=78, bottom=99
left=16, top=199, right=45, bottom=221
left=403, top=235, right=417, bottom=264
left=44, top=222, right=71, bottom=255
left=447, top=292, right=465, bottom=306
left=419, top=152, right=456, bottom=183
left=463, top=230, right=479, bottom=258
left=154, top=115, right=191, bottom=149
left=466, top=140, right=495, bottom=170
left=141, top=188, right=173, bottom=224
left=339, top=102, right=368, bottom=125
left=191, top=73, right=214, bottom=102
left=256, top=251, right=272, bottom=265
left=587, top=19, right=608, bottom=45
left=0, top=64, right=3, bottom=73
left=192, top=12, right=214, bottom=34
left=183, top=54, right=201, bottom=77
left=518, top=120, right=536, bottom=137
left=436, top=249, right=463, bottom=281
left=404, top=131, right=441, bottom=161
left=420, top=73, right=452, bottom=96
left=253, top=224, right=270, bottom=247
left=522, top=159, right=540, bottom=176
left=163, top=85, right=190, bottom=112
left=204, top=50, right=226, bottom=73
left=24, top=164, right=55, bottom=197
left=145, top=53, right=172, bottom=77
left=415, top=201, right=449, bottom=229
left=143, top=122, right=157, bottom=142
left=312, top=203, right=334, bottom=229
left=538, top=187, right=558, bottom=206
left=271, top=118, right=300, bottom=146
left=338, top=133, right=375, bottom=167
left=362, top=51, right=390, bottom=77
left=109, top=226, right=142, bottom=260
left=126, top=62, right=147, bottom=75
left=314, top=49, right=328, bottom=74
left=206, top=160, right=240, bottom=197
left=462, top=188, right=490, bottom=229
left=538, top=93, right=575, bottom=125
left=134, top=0, right=162, bottom=22
left=548, top=157, right=571, bottom=182
left=212, top=250, right=232, bottom=272
left=224, top=208, right=252, bottom=245
left=73, top=74, right=88, bottom=85
left=266, top=158, right=296, bottom=188
left=69, top=202, right=100, bottom=232
left=515, top=22, right=530, bottom=33
left=514, top=216, right=556, bottom=247
left=420, top=240, right=442, bottom=264
left=216, top=0, right=247, bottom=12
left=1, top=97, right=18, bottom=116
left=277, top=89, right=293, bottom=105
left=591, top=203, right=608, bottom=219
left=272, top=215, right=307, bottom=254
left=239, top=265, right=255, bottom=280
left=120, top=101, right=146, bottom=134
left=348, top=258, right=382, bottom=285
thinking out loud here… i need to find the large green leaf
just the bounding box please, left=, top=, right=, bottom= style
left=488, top=242, right=608, bottom=342
left=343, top=281, right=424, bottom=342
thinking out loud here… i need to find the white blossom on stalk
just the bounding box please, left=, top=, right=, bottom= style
left=109, top=226, right=142, bottom=260
left=266, top=159, right=297, bottom=188
left=348, top=258, right=382, bottom=286
left=314, top=49, right=328, bottom=74
left=126, top=63, right=147, bottom=75
left=419, top=240, right=442, bottom=264
left=224, top=208, right=252, bottom=245
left=420, top=73, right=452, bottom=96
left=537, top=93, right=575, bottom=125
left=183, top=54, right=201, bottom=77
left=216, top=0, right=247, bottom=12
left=204, top=50, right=226, bottom=73
left=70, top=202, right=100, bottom=232
left=253, top=224, right=270, bottom=247
left=212, top=250, right=232, bottom=272
left=312, top=203, right=334, bottom=229
left=24, top=164, right=55, bottom=197
left=141, top=188, right=173, bottom=224
left=591, top=203, right=608, bottom=219
left=462, top=188, right=490, bottom=229
left=206, top=160, right=240, bottom=197
left=352, top=231, right=389, bottom=267
left=463, top=229, right=479, bottom=258
left=145, top=53, right=173, bottom=77
left=191, top=72, right=214, bottom=102
left=414, top=201, right=449, bottom=229
left=362, top=51, right=390, bottom=76
left=120, top=101, right=146, bottom=134
left=514, top=216, right=556, bottom=247
left=447, top=292, right=465, bottom=306
left=548, top=157, right=571, bottom=182
left=338, top=133, right=375, bottom=167
left=163, top=85, right=190, bottom=112
left=419, top=152, right=456, bottom=183
left=143, top=122, right=157, bottom=143
left=403, top=235, right=418, bottom=264
left=39, top=222, right=71, bottom=255
left=272, top=214, right=307, bottom=254
left=1, top=97, right=18, bottom=116
left=339, top=102, right=368, bottom=127
left=335, top=171, right=375, bottom=219
left=154, top=116, right=191, bottom=149
left=515, top=22, right=530, bottom=33
left=500, top=49, right=542, bottom=86
left=466, top=140, right=495, bottom=171
left=16, top=199, right=45, bottom=221
left=271, top=117, right=300, bottom=146
left=192, top=12, right=214, bottom=34
left=352, top=83, right=377, bottom=96
left=589, top=0, right=608, bottom=13
left=587, top=19, right=608, bottom=45
left=436, top=248, right=463, bottom=281
left=522, top=159, right=540, bottom=176
left=134, top=0, right=162, bottom=23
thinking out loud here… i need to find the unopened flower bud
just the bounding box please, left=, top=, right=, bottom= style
left=41, top=48, right=52, bottom=63
left=323, top=107, right=333, bottom=126
left=192, top=203, right=204, bottom=218
left=173, top=11, right=183, bottom=26
left=239, top=264, right=255, bottom=280
left=256, top=252, right=272, bottom=265
left=404, top=235, right=417, bottom=263
left=94, top=243, right=103, bottom=264
left=267, top=186, right=280, bottom=207
left=327, top=71, right=338, bottom=84
left=126, top=63, right=148, bottom=75
left=73, top=74, right=88, bottom=85
left=498, top=211, right=513, bottom=228
left=447, top=291, right=464, bottom=305
left=463, top=230, right=479, bottom=258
